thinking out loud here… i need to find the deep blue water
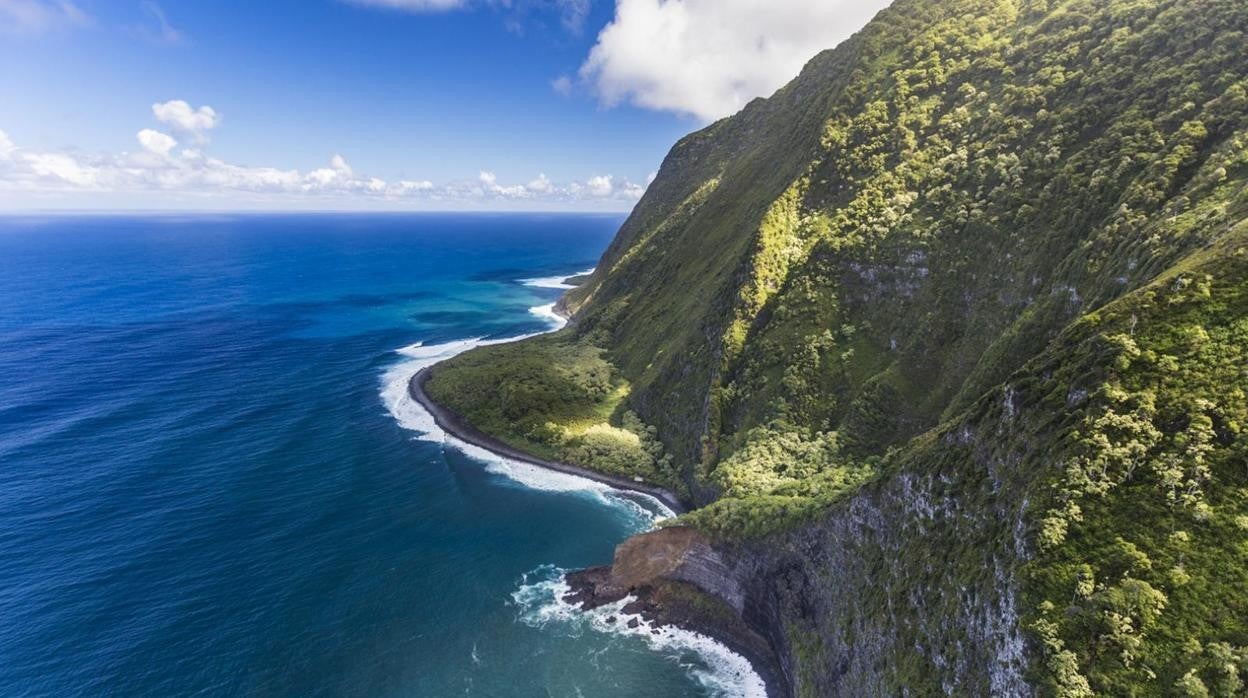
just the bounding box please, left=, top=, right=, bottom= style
left=0, top=214, right=756, bottom=697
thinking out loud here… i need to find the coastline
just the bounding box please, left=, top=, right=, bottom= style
left=408, top=359, right=783, bottom=695
left=407, top=366, right=688, bottom=515
left=564, top=564, right=785, bottom=698
left=391, top=287, right=778, bottom=696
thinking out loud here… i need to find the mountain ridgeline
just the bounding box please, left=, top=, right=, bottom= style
left=425, top=0, right=1248, bottom=694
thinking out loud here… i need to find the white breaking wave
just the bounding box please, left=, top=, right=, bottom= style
left=378, top=274, right=672, bottom=525
left=378, top=270, right=765, bottom=695
left=528, top=302, right=566, bottom=328
left=520, top=267, right=595, bottom=290
left=512, top=566, right=768, bottom=698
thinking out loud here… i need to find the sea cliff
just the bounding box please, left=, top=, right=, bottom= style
left=418, top=0, right=1248, bottom=694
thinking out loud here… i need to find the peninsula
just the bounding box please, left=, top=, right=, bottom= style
left=414, top=0, right=1248, bottom=694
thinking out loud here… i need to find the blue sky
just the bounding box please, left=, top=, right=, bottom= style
left=0, top=0, right=889, bottom=211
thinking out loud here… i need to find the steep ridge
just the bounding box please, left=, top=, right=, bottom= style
left=427, top=0, right=1248, bottom=694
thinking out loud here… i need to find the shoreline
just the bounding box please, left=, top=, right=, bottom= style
left=564, top=565, right=785, bottom=698
left=407, top=366, right=688, bottom=515
left=395, top=291, right=778, bottom=696
left=407, top=365, right=783, bottom=694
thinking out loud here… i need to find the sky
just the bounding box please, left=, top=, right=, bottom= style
left=0, top=0, right=891, bottom=211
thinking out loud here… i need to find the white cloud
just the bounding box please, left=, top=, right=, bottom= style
left=0, top=0, right=89, bottom=34
left=152, top=100, right=219, bottom=140
left=527, top=173, right=554, bottom=193
left=306, top=154, right=355, bottom=188
left=23, top=151, right=100, bottom=187
left=580, top=0, right=891, bottom=122
left=473, top=170, right=525, bottom=197
left=586, top=174, right=613, bottom=197
left=136, top=129, right=177, bottom=156
left=619, top=181, right=645, bottom=199
left=0, top=113, right=654, bottom=210
left=395, top=179, right=434, bottom=193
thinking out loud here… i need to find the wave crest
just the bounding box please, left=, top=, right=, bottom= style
left=511, top=565, right=768, bottom=698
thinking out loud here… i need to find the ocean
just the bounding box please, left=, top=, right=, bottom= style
left=0, top=213, right=764, bottom=697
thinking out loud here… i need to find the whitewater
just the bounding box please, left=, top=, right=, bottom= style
left=380, top=270, right=768, bottom=698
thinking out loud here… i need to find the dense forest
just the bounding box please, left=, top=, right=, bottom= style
left=426, top=0, right=1248, bottom=694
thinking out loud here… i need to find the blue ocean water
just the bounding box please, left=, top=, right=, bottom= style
left=0, top=214, right=760, bottom=697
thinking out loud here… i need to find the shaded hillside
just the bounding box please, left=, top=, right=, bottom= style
left=426, top=0, right=1248, bottom=693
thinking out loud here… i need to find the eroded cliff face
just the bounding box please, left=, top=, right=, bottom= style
left=564, top=0, right=1248, bottom=512
left=575, top=395, right=1039, bottom=696
left=724, top=403, right=1037, bottom=696
left=575, top=229, right=1248, bottom=696
left=433, top=0, right=1248, bottom=692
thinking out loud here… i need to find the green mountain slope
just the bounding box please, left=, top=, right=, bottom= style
left=425, top=0, right=1248, bottom=693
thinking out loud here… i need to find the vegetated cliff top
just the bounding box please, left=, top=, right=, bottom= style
left=430, top=0, right=1248, bottom=693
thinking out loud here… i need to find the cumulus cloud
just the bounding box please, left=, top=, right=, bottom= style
left=0, top=0, right=89, bottom=34
left=0, top=97, right=652, bottom=209
left=527, top=173, right=554, bottom=193
left=394, top=179, right=434, bottom=193
left=152, top=100, right=219, bottom=141
left=585, top=174, right=613, bottom=197
left=475, top=170, right=528, bottom=198
left=0, top=118, right=652, bottom=209
left=25, top=152, right=96, bottom=186
left=580, top=0, right=891, bottom=122
left=137, top=129, right=177, bottom=156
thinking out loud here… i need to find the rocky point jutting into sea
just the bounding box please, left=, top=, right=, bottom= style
left=414, top=0, right=1248, bottom=695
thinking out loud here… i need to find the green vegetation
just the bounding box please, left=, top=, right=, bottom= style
left=424, top=331, right=682, bottom=492
left=1019, top=236, right=1248, bottom=695
left=675, top=424, right=876, bottom=537
left=429, top=0, right=1248, bottom=693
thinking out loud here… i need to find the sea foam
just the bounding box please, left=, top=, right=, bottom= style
left=512, top=565, right=768, bottom=698
left=528, top=302, right=565, bottom=327
left=381, top=270, right=766, bottom=696
left=519, top=267, right=594, bottom=290
left=378, top=272, right=673, bottom=525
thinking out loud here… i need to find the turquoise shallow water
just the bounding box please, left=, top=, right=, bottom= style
left=0, top=214, right=758, bottom=697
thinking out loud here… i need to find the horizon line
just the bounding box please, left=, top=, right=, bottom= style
left=0, top=208, right=632, bottom=217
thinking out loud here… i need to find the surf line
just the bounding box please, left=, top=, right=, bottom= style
left=380, top=268, right=681, bottom=520
left=380, top=269, right=770, bottom=697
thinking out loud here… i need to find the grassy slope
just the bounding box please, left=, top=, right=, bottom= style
left=429, top=0, right=1248, bottom=692
left=424, top=331, right=684, bottom=492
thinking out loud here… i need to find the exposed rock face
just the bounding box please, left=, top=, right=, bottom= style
left=545, top=0, right=1248, bottom=691
left=429, top=0, right=1248, bottom=693
left=725, top=427, right=1036, bottom=697
left=563, top=527, right=788, bottom=695
left=577, top=392, right=1038, bottom=697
